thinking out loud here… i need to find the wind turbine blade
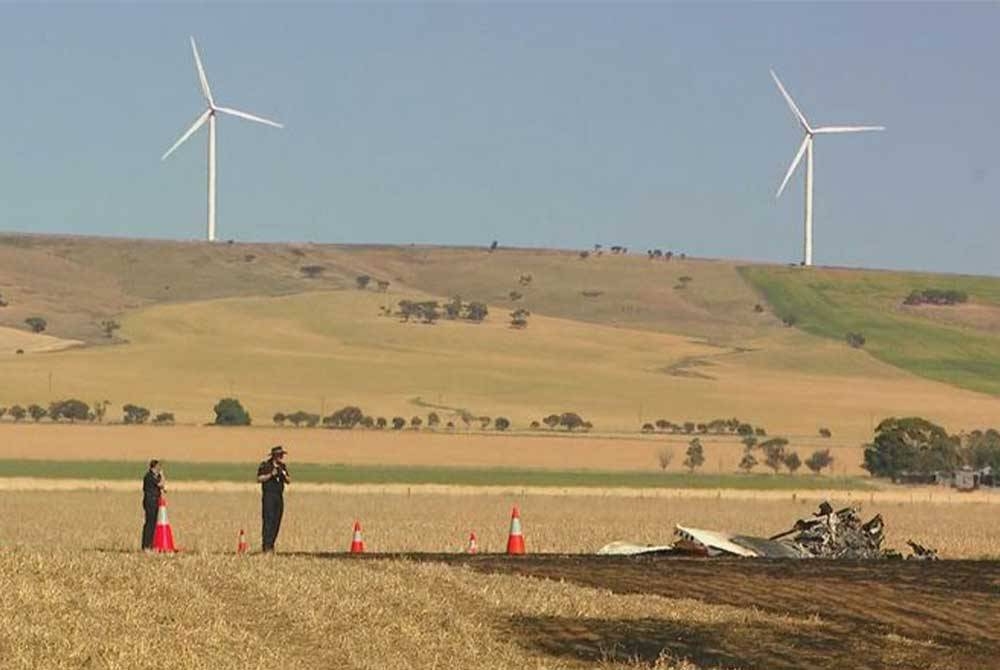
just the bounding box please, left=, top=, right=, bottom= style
left=214, top=106, right=284, bottom=128
left=161, top=109, right=211, bottom=160
left=812, top=125, right=885, bottom=134
left=190, top=37, right=215, bottom=107
left=770, top=69, right=811, bottom=133
left=776, top=136, right=810, bottom=198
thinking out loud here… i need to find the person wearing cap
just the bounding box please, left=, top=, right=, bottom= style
left=257, top=446, right=290, bottom=552
left=141, top=459, right=165, bottom=551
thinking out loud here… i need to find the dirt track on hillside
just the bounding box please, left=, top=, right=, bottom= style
left=334, top=554, right=1000, bottom=669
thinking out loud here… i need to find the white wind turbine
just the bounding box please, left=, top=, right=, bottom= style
left=162, top=37, right=283, bottom=242
left=771, top=69, right=883, bottom=266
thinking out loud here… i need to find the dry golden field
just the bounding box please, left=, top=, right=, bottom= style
left=0, top=423, right=871, bottom=476
left=1, top=490, right=998, bottom=670
left=2, top=489, right=997, bottom=557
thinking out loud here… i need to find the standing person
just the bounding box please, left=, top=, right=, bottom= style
left=257, top=446, right=290, bottom=553
left=141, top=459, right=165, bottom=551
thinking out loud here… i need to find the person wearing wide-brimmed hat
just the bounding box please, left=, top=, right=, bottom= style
left=256, top=446, right=290, bottom=552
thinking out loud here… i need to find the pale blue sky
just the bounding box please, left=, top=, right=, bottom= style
left=1, top=2, right=998, bottom=274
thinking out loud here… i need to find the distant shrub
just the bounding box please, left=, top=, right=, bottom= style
left=123, top=404, right=150, bottom=425
left=738, top=451, right=757, bottom=473
left=559, top=412, right=585, bottom=431
left=427, top=412, right=441, bottom=428
left=579, top=250, right=590, bottom=259
left=375, top=417, right=388, bottom=429
left=845, top=332, right=866, bottom=348
left=48, top=399, right=89, bottom=422
left=410, top=416, right=423, bottom=429
left=9, top=405, right=26, bottom=422
left=494, top=417, right=510, bottom=431
left=903, top=289, right=968, bottom=306
left=213, top=398, right=251, bottom=426
left=542, top=414, right=560, bottom=430
left=509, top=308, right=530, bottom=329
left=323, top=406, right=364, bottom=429
left=356, top=275, right=372, bottom=290
left=580, top=290, right=603, bottom=298
left=805, top=448, right=834, bottom=474
left=101, top=320, right=121, bottom=339
left=25, top=317, right=46, bottom=333
left=819, top=427, right=832, bottom=438
left=530, top=421, right=541, bottom=430
left=508, top=291, right=523, bottom=302
left=753, top=304, right=764, bottom=313
left=299, top=265, right=326, bottom=279
left=783, top=451, right=802, bottom=474
left=152, top=412, right=175, bottom=425
left=782, top=314, right=797, bottom=327
left=273, top=412, right=286, bottom=426
left=641, top=422, right=655, bottom=434
left=28, top=404, right=47, bottom=422
left=391, top=417, right=406, bottom=430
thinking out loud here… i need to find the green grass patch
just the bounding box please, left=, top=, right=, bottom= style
left=739, top=265, right=1000, bottom=395
left=0, top=459, right=872, bottom=490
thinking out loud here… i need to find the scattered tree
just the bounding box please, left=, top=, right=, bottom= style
left=509, top=308, right=530, bottom=328
left=28, top=404, right=47, bottom=422
left=529, top=420, right=540, bottom=430
left=299, top=265, right=326, bottom=279
left=543, top=414, right=560, bottom=430
left=753, top=303, right=764, bottom=313
left=903, top=289, right=968, bottom=306
left=641, top=422, right=655, bottom=434
left=655, top=419, right=670, bottom=432
left=427, top=412, right=441, bottom=428
left=410, top=416, right=423, bottom=429
left=25, top=317, right=46, bottom=333
left=818, top=427, right=832, bottom=438
left=101, top=320, right=121, bottom=339
left=862, top=417, right=957, bottom=479
left=760, top=437, right=789, bottom=474
left=9, top=405, right=26, bottom=422
left=0, top=407, right=6, bottom=421
left=360, top=416, right=375, bottom=429
left=782, top=314, right=797, bottom=327
left=509, top=291, right=523, bottom=302
left=738, top=451, right=758, bottom=473
left=579, top=250, right=590, bottom=259
left=657, top=447, right=674, bottom=471
left=741, top=435, right=757, bottom=450
left=213, top=397, right=251, bottom=426
left=805, top=448, right=835, bottom=474
left=478, top=416, right=491, bottom=430
left=356, top=275, right=372, bottom=290
left=376, top=279, right=390, bottom=292
left=783, top=451, right=802, bottom=474
left=152, top=412, right=175, bottom=425
left=273, top=412, right=286, bottom=426
left=465, top=302, right=488, bottom=322
left=683, top=421, right=695, bottom=434
left=559, top=412, right=585, bottom=431
left=304, top=413, right=320, bottom=428
left=49, top=399, right=90, bottom=422
left=324, top=406, right=364, bottom=429
left=494, top=417, right=510, bottom=431
left=392, top=417, right=406, bottom=430
left=123, top=404, right=150, bottom=425
left=375, top=417, right=388, bottom=430
left=845, top=332, right=866, bottom=348
left=684, top=438, right=705, bottom=473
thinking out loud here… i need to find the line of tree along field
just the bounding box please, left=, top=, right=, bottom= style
left=272, top=406, right=514, bottom=432
left=653, top=436, right=834, bottom=476
left=379, top=297, right=488, bottom=325
left=863, top=417, right=1000, bottom=480
left=0, top=400, right=173, bottom=425
left=640, top=417, right=770, bottom=437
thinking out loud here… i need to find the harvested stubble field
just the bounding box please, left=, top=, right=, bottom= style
left=1, top=490, right=999, bottom=670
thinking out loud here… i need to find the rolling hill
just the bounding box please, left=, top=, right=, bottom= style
left=1, top=233, right=999, bottom=443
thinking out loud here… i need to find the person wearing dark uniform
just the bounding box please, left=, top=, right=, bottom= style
left=257, top=446, right=290, bottom=552
left=141, top=459, right=165, bottom=550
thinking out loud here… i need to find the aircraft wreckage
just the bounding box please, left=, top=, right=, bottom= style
left=598, top=502, right=938, bottom=560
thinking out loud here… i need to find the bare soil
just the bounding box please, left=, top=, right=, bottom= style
left=344, top=554, right=1000, bottom=670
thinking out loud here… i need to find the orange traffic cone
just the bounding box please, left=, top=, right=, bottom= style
left=151, top=496, right=177, bottom=553
left=506, top=506, right=525, bottom=555
left=349, top=520, right=365, bottom=554
left=467, top=531, right=478, bottom=554
left=237, top=528, right=249, bottom=555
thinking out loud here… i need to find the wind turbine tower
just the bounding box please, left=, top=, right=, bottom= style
left=162, top=37, right=284, bottom=242
left=770, top=69, right=884, bottom=266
